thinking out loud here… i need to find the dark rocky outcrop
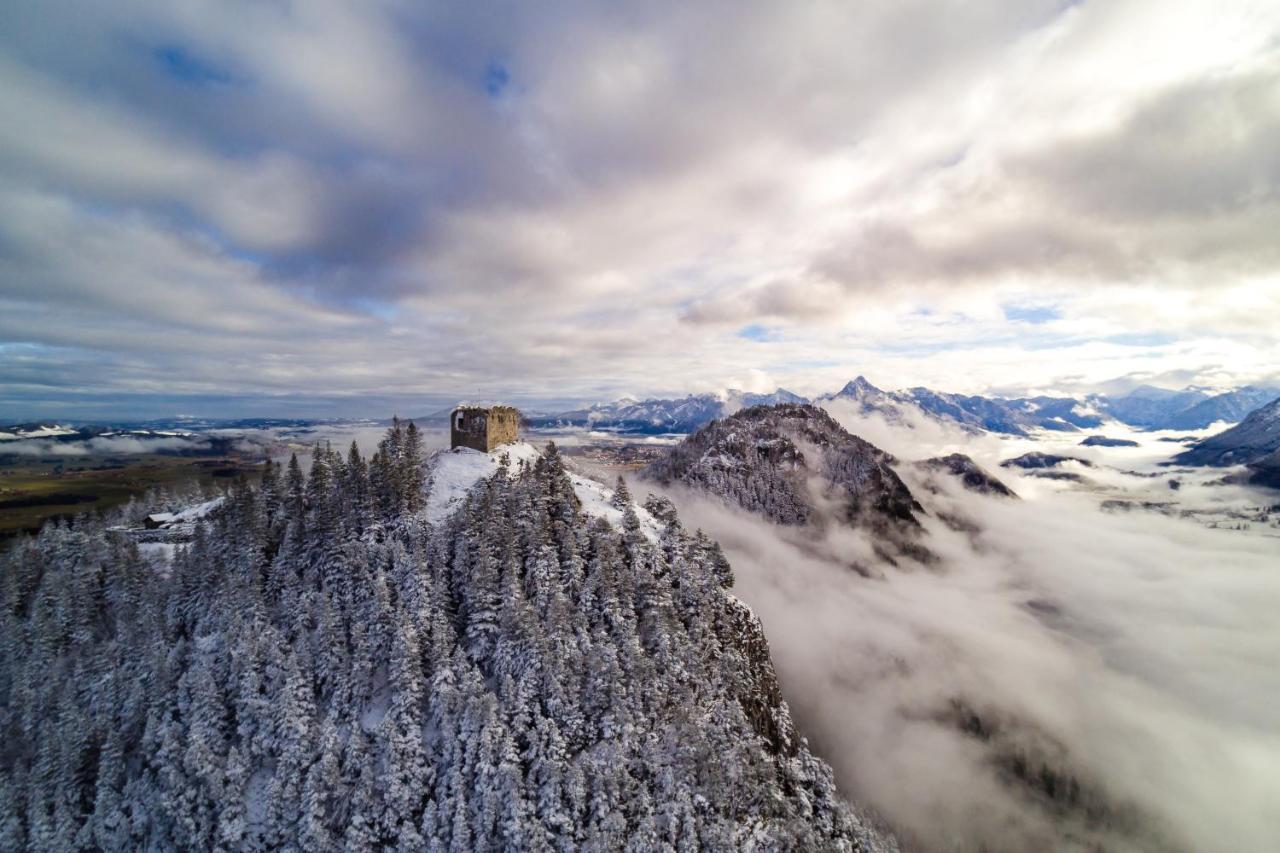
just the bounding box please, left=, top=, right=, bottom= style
left=917, top=453, right=1017, bottom=498
left=1080, top=435, right=1139, bottom=448
left=1001, top=452, right=1094, bottom=470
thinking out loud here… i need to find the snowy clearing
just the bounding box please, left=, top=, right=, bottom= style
left=423, top=443, right=542, bottom=524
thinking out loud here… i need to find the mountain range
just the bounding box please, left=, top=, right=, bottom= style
left=525, top=379, right=1279, bottom=438
left=526, top=389, right=808, bottom=434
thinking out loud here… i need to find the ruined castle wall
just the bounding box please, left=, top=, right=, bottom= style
left=485, top=407, right=519, bottom=450
left=451, top=405, right=520, bottom=452
left=451, top=408, right=490, bottom=452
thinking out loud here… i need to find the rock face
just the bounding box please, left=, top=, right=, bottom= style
left=1174, top=397, right=1280, bottom=488
left=1001, top=452, right=1093, bottom=470
left=1080, top=435, right=1140, bottom=448
left=643, top=403, right=921, bottom=530
left=917, top=454, right=1017, bottom=498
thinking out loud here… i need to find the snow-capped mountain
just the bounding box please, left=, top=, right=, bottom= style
left=511, top=379, right=1280, bottom=439
left=820, top=376, right=1102, bottom=436
left=0, top=423, right=79, bottom=441
left=532, top=388, right=810, bottom=434
left=1090, top=385, right=1213, bottom=428
left=642, top=403, right=921, bottom=532
left=1158, top=386, right=1280, bottom=430
left=822, top=378, right=1280, bottom=435
left=1174, top=396, right=1280, bottom=487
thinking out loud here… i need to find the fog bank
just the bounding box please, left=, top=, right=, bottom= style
left=651, top=410, right=1280, bottom=851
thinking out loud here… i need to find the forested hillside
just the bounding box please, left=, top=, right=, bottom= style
left=643, top=404, right=921, bottom=531
left=0, top=422, right=892, bottom=851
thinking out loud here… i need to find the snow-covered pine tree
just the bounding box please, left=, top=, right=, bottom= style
left=0, top=423, right=896, bottom=852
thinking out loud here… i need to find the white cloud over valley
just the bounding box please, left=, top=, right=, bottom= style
left=649, top=411, right=1280, bottom=851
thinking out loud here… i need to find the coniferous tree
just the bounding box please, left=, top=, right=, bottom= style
left=0, top=421, right=894, bottom=853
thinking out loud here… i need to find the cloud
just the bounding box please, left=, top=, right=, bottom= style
left=0, top=440, right=89, bottom=457
left=0, top=435, right=209, bottom=456
left=1, top=0, right=1279, bottom=415
left=645, top=418, right=1280, bottom=851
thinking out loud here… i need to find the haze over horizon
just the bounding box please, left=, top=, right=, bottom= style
left=3, top=1, right=1280, bottom=418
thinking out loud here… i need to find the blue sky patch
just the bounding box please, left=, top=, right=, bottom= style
left=484, top=62, right=511, bottom=97
left=154, top=46, right=233, bottom=86
left=736, top=324, right=780, bottom=342
left=1103, top=332, right=1177, bottom=347
left=1002, top=304, right=1061, bottom=324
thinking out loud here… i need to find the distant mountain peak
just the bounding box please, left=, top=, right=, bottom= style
left=839, top=375, right=883, bottom=395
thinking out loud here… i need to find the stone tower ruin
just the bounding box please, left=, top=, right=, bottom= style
left=450, top=405, right=520, bottom=452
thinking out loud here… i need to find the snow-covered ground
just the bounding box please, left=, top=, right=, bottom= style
left=423, top=443, right=543, bottom=524
left=568, top=471, right=661, bottom=541
left=146, top=496, right=226, bottom=527
left=423, top=441, right=660, bottom=539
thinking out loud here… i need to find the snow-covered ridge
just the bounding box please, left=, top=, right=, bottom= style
left=567, top=471, right=661, bottom=542
left=423, top=442, right=543, bottom=524
left=0, top=424, right=78, bottom=441
left=423, top=441, right=660, bottom=538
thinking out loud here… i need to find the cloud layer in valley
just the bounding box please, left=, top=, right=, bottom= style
left=2, top=0, right=1280, bottom=416
left=646, top=411, right=1280, bottom=851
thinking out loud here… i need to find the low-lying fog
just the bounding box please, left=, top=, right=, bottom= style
left=650, top=405, right=1280, bottom=852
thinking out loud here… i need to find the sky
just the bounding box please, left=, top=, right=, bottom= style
left=2, top=0, right=1279, bottom=419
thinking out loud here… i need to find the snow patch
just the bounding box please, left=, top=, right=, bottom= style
left=423, top=441, right=660, bottom=539
left=423, top=442, right=542, bottom=524
left=568, top=472, right=661, bottom=542
left=137, top=542, right=178, bottom=564
left=144, top=497, right=226, bottom=528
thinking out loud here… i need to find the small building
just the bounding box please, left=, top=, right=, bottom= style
left=143, top=513, right=175, bottom=530
left=451, top=405, right=520, bottom=452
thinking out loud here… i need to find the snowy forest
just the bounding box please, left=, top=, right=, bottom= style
left=0, top=421, right=892, bottom=851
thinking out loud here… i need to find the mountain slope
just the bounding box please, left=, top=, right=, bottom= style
left=1164, top=386, right=1280, bottom=430
left=0, top=424, right=894, bottom=851
left=1174, top=397, right=1280, bottom=481
left=642, top=404, right=921, bottom=531
left=1093, top=386, right=1211, bottom=428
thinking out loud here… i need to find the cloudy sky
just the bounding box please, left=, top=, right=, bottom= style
left=2, top=0, right=1279, bottom=419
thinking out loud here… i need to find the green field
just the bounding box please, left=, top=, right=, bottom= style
left=0, top=455, right=261, bottom=538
